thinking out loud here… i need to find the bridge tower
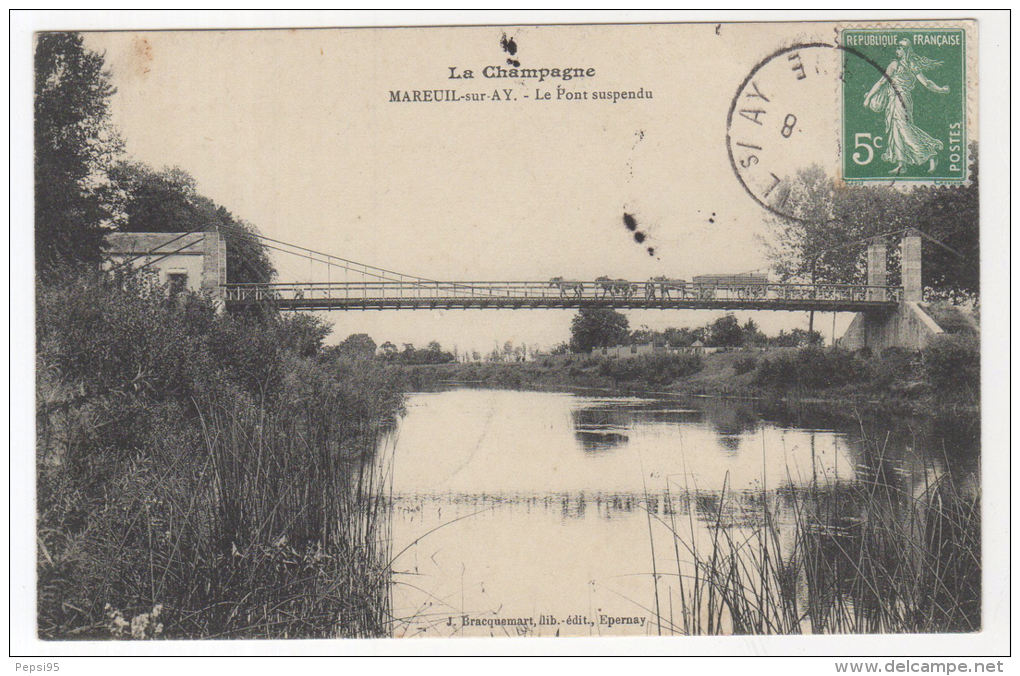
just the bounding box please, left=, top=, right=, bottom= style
left=201, top=227, right=228, bottom=310
left=866, top=237, right=887, bottom=301
left=839, top=229, right=942, bottom=351
left=901, top=228, right=923, bottom=303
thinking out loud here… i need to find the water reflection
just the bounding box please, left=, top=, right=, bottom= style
left=571, top=407, right=630, bottom=452
left=383, top=388, right=978, bottom=638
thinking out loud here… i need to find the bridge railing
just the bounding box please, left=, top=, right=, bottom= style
left=222, top=280, right=903, bottom=304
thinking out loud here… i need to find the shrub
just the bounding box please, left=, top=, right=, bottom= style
left=922, top=334, right=980, bottom=396
left=596, top=353, right=702, bottom=385
left=37, top=272, right=401, bottom=638
left=869, top=347, right=922, bottom=389
left=754, top=347, right=866, bottom=389
left=733, top=355, right=758, bottom=375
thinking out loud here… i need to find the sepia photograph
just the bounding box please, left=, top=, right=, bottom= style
left=10, top=9, right=1010, bottom=662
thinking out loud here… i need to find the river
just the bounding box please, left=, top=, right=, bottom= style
left=379, top=388, right=980, bottom=638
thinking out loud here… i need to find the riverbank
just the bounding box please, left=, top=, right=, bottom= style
left=36, top=274, right=404, bottom=639
left=396, top=341, right=980, bottom=418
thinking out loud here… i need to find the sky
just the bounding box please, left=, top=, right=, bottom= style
left=81, top=23, right=913, bottom=351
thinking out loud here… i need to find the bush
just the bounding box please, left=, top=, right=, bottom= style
left=922, top=334, right=980, bottom=396
left=596, top=353, right=702, bottom=385
left=733, top=355, right=758, bottom=375
left=36, top=272, right=401, bottom=638
left=870, top=347, right=921, bottom=389
left=754, top=347, right=866, bottom=389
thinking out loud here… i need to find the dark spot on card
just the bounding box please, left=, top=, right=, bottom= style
left=708, top=211, right=716, bottom=224
left=715, top=24, right=721, bottom=35
left=646, top=247, right=655, bottom=256
left=633, top=232, right=646, bottom=244
left=623, top=213, right=638, bottom=231
left=506, top=58, right=520, bottom=67
left=500, top=34, right=518, bottom=56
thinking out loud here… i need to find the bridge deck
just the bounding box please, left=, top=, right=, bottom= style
left=223, top=281, right=902, bottom=313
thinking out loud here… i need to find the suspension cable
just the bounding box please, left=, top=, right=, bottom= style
left=105, top=226, right=208, bottom=272
left=212, top=220, right=436, bottom=283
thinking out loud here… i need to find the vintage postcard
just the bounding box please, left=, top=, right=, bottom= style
left=12, top=11, right=1010, bottom=660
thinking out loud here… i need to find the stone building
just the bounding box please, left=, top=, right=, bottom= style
left=104, top=230, right=228, bottom=307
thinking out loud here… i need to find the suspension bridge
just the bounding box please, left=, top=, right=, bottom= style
left=197, top=223, right=903, bottom=314
left=220, top=279, right=900, bottom=312
left=109, top=222, right=938, bottom=348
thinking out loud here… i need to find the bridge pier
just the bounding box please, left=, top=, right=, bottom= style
left=839, top=230, right=942, bottom=351
left=867, top=237, right=887, bottom=301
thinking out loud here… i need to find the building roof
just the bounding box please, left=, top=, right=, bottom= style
left=105, top=232, right=206, bottom=256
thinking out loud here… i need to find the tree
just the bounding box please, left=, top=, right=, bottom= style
left=390, top=341, right=454, bottom=364
left=764, top=149, right=979, bottom=300
left=278, top=314, right=332, bottom=358
left=110, top=161, right=275, bottom=284
left=569, top=308, right=629, bottom=353
left=35, top=32, right=122, bottom=277
left=629, top=325, right=654, bottom=344
left=336, top=333, right=376, bottom=359
left=741, top=318, right=767, bottom=347
left=708, top=314, right=743, bottom=347
left=379, top=341, right=398, bottom=360
left=769, top=328, right=822, bottom=347
left=909, top=149, right=979, bottom=301
left=663, top=327, right=698, bottom=348
left=764, top=165, right=914, bottom=285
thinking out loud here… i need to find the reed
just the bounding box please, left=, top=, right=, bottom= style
left=36, top=274, right=402, bottom=639
left=650, top=429, right=980, bottom=635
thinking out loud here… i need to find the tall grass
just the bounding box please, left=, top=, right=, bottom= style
left=36, top=273, right=402, bottom=638
left=651, top=429, right=980, bottom=635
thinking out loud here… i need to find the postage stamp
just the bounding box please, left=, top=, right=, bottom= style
left=841, top=28, right=967, bottom=181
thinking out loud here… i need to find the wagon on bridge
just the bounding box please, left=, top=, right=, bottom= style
left=691, top=273, right=770, bottom=300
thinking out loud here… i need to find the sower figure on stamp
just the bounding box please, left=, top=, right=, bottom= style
left=863, top=38, right=950, bottom=175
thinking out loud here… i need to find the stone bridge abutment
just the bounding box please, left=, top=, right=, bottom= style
left=839, top=229, right=943, bottom=351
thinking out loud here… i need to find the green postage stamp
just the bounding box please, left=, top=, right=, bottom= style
left=841, top=28, right=966, bottom=181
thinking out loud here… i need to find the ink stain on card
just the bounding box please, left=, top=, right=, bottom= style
left=500, top=33, right=518, bottom=55
left=622, top=213, right=656, bottom=255
left=626, top=130, right=645, bottom=179
left=500, top=33, right=520, bottom=67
